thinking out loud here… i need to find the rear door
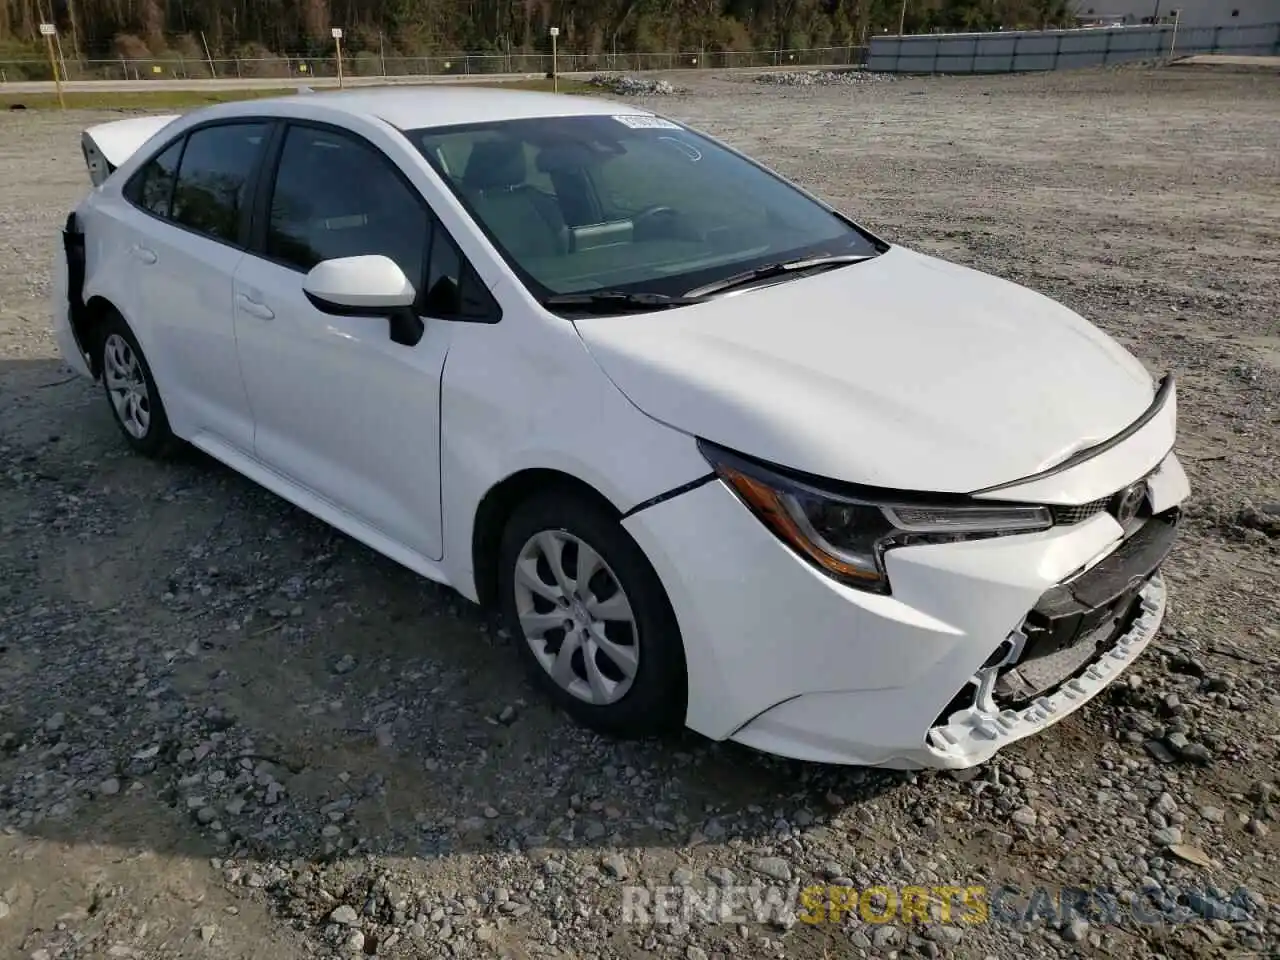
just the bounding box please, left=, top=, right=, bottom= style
left=122, top=120, right=274, bottom=453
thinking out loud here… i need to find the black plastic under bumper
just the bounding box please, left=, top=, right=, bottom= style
left=994, top=510, right=1179, bottom=704
left=1036, top=509, right=1180, bottom=620
left=62, top=211, right=90, bottom=367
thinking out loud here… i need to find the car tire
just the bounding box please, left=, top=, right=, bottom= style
left=97, top=310, right=178, bottom=458
left=498, top=489, right=687, bottom=739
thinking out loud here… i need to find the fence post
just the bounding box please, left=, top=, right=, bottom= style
left=1103, top=27, right=1112, bottom=66
left=1053, top=32, right=1061, bottom=69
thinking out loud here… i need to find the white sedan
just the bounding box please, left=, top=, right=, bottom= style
left=54, top=87, right=1189, bottom=769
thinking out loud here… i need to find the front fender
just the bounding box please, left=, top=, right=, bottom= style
left=436, top=312, right=710, bottom=601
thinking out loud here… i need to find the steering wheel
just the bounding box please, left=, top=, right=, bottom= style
left=633, top=205, right=677, bottom=225
left=632, top=205, right=680, bottom=239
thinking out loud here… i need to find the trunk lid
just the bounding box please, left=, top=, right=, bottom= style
left=81, top=114, right=182, bottom=186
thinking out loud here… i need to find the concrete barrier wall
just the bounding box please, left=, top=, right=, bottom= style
left=867, top=22, right=1280, bottom=73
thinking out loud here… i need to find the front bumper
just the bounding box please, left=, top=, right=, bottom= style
left=621, top=452, right=1189, bottom=769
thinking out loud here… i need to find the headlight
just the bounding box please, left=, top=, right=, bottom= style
left=698, top=440, right=1052, bottom=594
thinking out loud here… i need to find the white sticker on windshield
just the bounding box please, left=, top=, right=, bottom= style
left=612, top=114, right=682, bottom=130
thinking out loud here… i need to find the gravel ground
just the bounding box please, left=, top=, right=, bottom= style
left=585, top=74, right=681, bottom=96
left=1, top=65, right=1279, bottom=960
left=752, top=69, right=897, bottom=86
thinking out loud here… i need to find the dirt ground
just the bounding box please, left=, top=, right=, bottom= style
left=1, top=65, right=1278, bottom=960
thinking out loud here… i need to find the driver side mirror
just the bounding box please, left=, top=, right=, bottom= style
left=302, top=255, right=424, bottom=346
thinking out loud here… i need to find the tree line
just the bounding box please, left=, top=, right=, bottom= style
left=1, top=0, right=1075, bottom=62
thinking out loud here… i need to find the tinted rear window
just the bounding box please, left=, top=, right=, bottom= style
left=171, top=123, right=269, bottom=243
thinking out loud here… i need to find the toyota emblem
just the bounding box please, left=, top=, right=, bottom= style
left=1112, top=482, right=1148, bottom=525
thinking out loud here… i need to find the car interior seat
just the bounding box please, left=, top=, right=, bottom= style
left=461, top=139, right=569, bottom=258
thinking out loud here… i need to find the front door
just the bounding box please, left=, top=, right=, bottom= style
left=232, top=122, right=453, bottom=561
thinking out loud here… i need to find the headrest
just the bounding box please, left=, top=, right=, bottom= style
left=535, top=142, right=594, bottom=174
left=463, top=139, right=527, bottom=191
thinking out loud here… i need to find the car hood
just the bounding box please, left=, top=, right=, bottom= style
left=573, top=246, right=1156, bottom=493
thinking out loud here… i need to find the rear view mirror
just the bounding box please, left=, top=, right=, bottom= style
left=302, top=255, right=424, bottom=346
left=302, top=255, right=416, bottom=314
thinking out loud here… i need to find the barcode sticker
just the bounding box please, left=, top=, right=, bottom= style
left=612, top=114, right=682, bottom=130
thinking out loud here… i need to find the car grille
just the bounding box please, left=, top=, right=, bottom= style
left=1051, top=497, right=1111, bottom=525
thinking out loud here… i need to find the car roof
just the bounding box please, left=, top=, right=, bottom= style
left=226, top=85, right=653, bottom=131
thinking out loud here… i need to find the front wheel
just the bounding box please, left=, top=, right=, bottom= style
left=498, top=490, right=687, bottom=738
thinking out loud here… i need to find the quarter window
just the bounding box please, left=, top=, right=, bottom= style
left=170, top=123, right=269, bottom=243
left=131, top=139, right=184, bottom=218
left=423, top=226, right=499, bottom=320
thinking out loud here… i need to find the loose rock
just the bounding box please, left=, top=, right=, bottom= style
left=751, top=856, right=792, bottom=882
left=587, top=73, right=678, bottom=96
left=329, top=905, right=359, bottom=926
left=754, top=69, right=895, bottom=86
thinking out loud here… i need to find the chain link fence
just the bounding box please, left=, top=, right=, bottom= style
left=0, top=46, right=869, bottom=84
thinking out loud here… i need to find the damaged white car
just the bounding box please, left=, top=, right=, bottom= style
left=54, top=88, right=1189, bottom=769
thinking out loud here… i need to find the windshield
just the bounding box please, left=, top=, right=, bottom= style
left=407, top=114, right=884, bottom=303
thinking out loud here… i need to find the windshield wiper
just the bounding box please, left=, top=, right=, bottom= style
left=541, top=291, right=707, bottom=314
left=683, top=254, right=875, bottom=299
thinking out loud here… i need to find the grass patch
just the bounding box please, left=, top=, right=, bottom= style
left=0, top=76, right=600, bottom=112
left=1, top=87, right=296, bottom=111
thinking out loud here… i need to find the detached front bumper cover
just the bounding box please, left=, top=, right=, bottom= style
left=928, top=573, right=1165, bottom=766
left=928, top=510, right=1179, bottom=767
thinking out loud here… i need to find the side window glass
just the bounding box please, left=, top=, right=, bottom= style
left=170, top=123, right=268, bottom=243
left=422, top=224, right=500, bottom=320
left=266, top=126, right=430, bottom=290
left=129, top=139, right=184, bottom=218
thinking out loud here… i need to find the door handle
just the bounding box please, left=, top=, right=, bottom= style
left=129, top=245, right=157, bottom=265
left=236, top=293, right=275, bottom=320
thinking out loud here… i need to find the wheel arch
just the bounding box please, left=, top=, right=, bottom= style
left=470, top=468, right=623, bottom=610
left=77, top=294, right=123, bottom=379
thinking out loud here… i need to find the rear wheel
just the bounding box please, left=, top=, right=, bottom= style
left=498, top=490, right=687, bottom=738
left=98, top=310, right=178, bottom=458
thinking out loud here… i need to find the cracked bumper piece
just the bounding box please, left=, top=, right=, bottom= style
left=924, top=573, right=1165, bottom=765
left=621, top=457, right=1185, bottom=770
left=734, top=575, right=1165, bottom=770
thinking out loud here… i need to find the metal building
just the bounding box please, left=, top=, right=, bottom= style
left=1073, top=0, right=1280, bottom=27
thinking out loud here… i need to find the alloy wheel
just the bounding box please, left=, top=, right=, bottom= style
left=513, top=530, right=639, bottom=705
left=103, top=333, right=151, bottom=439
